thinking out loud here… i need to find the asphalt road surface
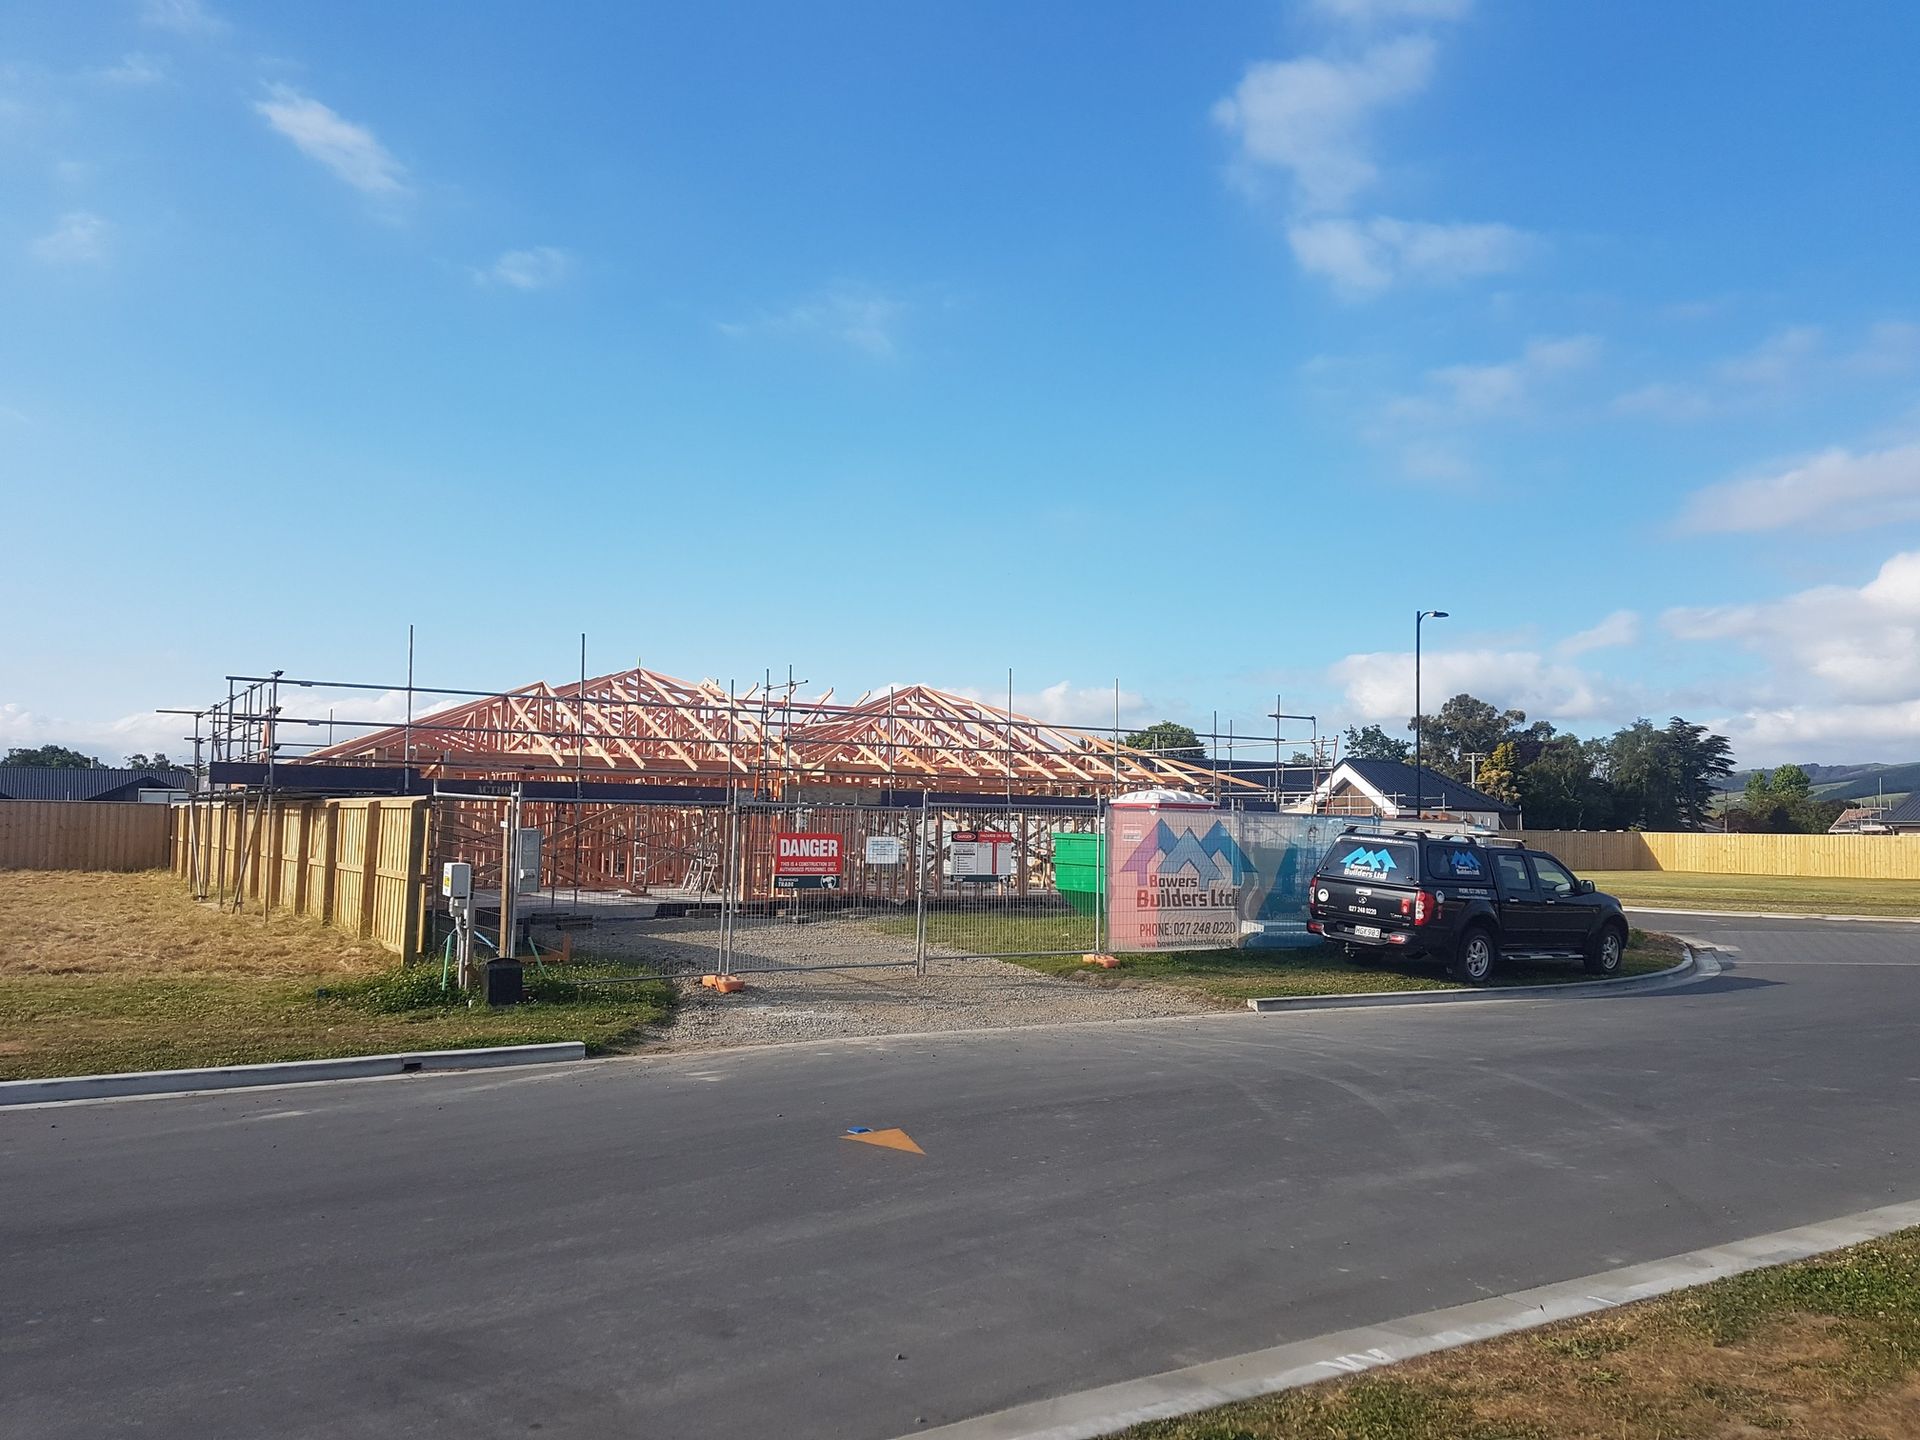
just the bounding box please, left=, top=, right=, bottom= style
left=5, top=914, right=1918, bottom=1439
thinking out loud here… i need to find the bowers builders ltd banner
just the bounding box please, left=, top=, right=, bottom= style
left=1106, top=807, right=1381, bottom=952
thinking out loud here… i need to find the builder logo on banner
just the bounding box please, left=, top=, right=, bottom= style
left=1107, top=806, right=1252, bottom=951
left=774, top=831, right=842, bottom=891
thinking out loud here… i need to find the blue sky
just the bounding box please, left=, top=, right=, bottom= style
left=4, top=0, right=1919, bottom=766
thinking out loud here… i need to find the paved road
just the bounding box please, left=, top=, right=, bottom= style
left=5, top=915, right=1917, bottom=1439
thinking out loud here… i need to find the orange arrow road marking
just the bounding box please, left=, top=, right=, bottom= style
left=842, top=1128, right=924, bottom=1155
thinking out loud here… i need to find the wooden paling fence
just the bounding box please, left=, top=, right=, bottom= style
left=172, top=796, right=432, bottom=959
left=1523, top=829, right=1920, bottom=881
left=0, top=801, right=174, bottom=872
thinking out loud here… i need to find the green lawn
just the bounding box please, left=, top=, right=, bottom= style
left=874, top=915, right=1683, bottom=1003
left=1113, top=1226, right=1920, bottom=1440
left=1588, top=870, right=1920, bottom=917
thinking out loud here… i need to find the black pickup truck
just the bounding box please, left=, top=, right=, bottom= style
left=1305, top=829, right=1630, bottom=984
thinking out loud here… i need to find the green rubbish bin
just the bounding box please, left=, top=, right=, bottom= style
left=1052, top=831, right=1105, bottom=917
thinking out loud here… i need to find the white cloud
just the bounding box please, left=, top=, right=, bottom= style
left=141, top=0, right=227, bottom=38
left=1678, top=441, right=1920, bottom=535
left=1331, top=649, right=1616, bottom=725
left=1313, top=0, right=1474, bottom=20
left=254, top=85, right=408, bottom=196
left=1706, top=699, right=1920, bottom=766
left=30, top=211, right=108, bottom=264
left=1287, top=216, right=1531, bottom=297
left=721, top=284, right=909, bottom=358
left=1665, top=550, right=1920, bottom=708
left=1714, top=324, right=1822, bottom=388
left=474, top=246, right=573, bottom=290
left=96, top=53, right=168, bottom=87
left=1211, top=38, right=1436, bottom=214
left=1611, top=382, right=1714, bottom=421
left=1613, top=321, right=1917, bottom=422
left=1558, top=610, right=1640, bottom=656
left=1849, top=321, right=1920, bottom=376
left=951, top=681, right=1151, bottom=730
left=0, top=703, right=189, bottom=764
left=1390, top=334, right=1598, bottom=419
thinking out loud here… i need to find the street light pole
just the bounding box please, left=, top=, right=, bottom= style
left=1414, top=609, right=1449, bottom=820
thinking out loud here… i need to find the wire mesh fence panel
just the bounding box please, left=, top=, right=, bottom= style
left=721, top=800, right=923, bottom=976
left=423, top=791, right=731, bottom=980
left=916, top=803, right=1102, bottom=960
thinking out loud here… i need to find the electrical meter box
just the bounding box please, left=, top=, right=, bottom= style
left=514, top=828, right=543, bottom=896
left=441, top=861, right=472, bottom=903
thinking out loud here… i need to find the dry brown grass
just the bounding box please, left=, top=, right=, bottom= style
left=0, top=870, right=675, bottom=1079
left=0, top=869, right=387, bottom=978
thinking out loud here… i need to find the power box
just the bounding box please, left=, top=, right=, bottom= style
left=441, top=861, right=473, bottom=903
left=514, top=828, right=543, bottom=896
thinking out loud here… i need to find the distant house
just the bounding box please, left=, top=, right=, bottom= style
left=1827, top=806, right=1894, bottom=835
left=0, top=766, right=191, bottom=803
left=1883, top=793, right=1920, bottom=835
left=1292, top=758, right=1521, bottom=832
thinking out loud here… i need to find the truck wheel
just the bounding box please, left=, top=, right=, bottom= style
left=1450, top=927, right=1498, bottom=985
left=1585, top=922, right=1627, bottom=976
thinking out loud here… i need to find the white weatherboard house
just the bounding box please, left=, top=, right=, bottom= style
left=1291, top=758, right=1520, bottom=833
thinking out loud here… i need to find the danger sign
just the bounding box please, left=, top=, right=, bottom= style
left=775, top=829, right=844, bottom=887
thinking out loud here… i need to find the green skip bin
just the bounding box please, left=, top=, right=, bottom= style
left=1051, top=831, right=1105, bottom=917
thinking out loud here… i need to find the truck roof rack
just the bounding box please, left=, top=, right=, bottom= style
left=1337, top=824, right=1527, bottom=849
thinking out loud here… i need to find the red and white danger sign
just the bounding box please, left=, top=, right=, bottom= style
left=774, top=831, right=843, bottom=878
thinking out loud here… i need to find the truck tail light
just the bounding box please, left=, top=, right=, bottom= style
left=1413, top=890, right=1437, bottom=926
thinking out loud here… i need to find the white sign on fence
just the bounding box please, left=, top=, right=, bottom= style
left=865, top=835, right=904, bottom=866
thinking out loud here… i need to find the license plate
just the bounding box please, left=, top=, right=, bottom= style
left=1354, top=925, right=1382, bottom=940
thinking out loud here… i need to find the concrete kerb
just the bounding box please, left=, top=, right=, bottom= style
left=0, top=1042, right=586, bottom=1108
left=1629, top=905, right=1920, bottom=926
left=907, top=1196, right=1920, bottom=1440
left=1245, top=946, right=1717, bottom=1013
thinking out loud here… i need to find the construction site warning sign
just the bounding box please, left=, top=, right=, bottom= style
left=949, top=830, right=1015, bottom=882
left=775, top=831, right=843, bottom=890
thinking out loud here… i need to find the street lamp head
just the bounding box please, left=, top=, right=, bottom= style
left=1420, top=609, right=1450, bottom=621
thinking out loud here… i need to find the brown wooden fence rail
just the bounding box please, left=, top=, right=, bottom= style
left=1523, top=830, right=1920, bottom=880
left=0, top=800, right=174, bottom=871
left=171, top=796, right=431, bottom=959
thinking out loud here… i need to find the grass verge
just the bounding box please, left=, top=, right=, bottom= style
left=1114, top=1226, right=1920, bottom=1439
left=1588, top=869, right=1920, bottom=917
left=874, top=913, right=1683, bottom=1004
left=0, top=871, right=674, bottom=1080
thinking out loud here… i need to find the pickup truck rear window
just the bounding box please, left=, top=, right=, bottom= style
left=1318, top=837, right=1417, bottom=882
left=1425, top=843, right=1490, bottom=880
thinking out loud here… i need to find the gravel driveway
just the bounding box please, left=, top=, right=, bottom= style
left=563, top=913, right=1218, bottom=1052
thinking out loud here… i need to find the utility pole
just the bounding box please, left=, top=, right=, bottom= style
left=1465, top=751, right=1488, bottom=786
left=1414, top=609, right=1449, bottom=819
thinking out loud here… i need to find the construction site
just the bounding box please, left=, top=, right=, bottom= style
left=164, top=661, right=1351, bottom=981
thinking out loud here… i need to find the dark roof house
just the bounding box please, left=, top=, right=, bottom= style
left=1884, top=792, right=1920, bottom=833
left=0, top=767, right=191, bottom=802
left=1298, top=758, right=1521, bottom=829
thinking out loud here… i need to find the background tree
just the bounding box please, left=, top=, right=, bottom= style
left=1733, top=764, right=1843, bottom=833
left=1341, top=724, right=1411, bottom=762
left=3, top=744, right=102, bottom=769
left=1404, top=693, right=1541, bottom=780
left=1123, top=721, right=1205, bottom=761
left=124, top=752, right=174, bottom=770
left=1473, top=740, right=1523, bottom=807
left=1661, top=718, right=1735, bottom=828
left=1517, top=737, right=1613, bottom=829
